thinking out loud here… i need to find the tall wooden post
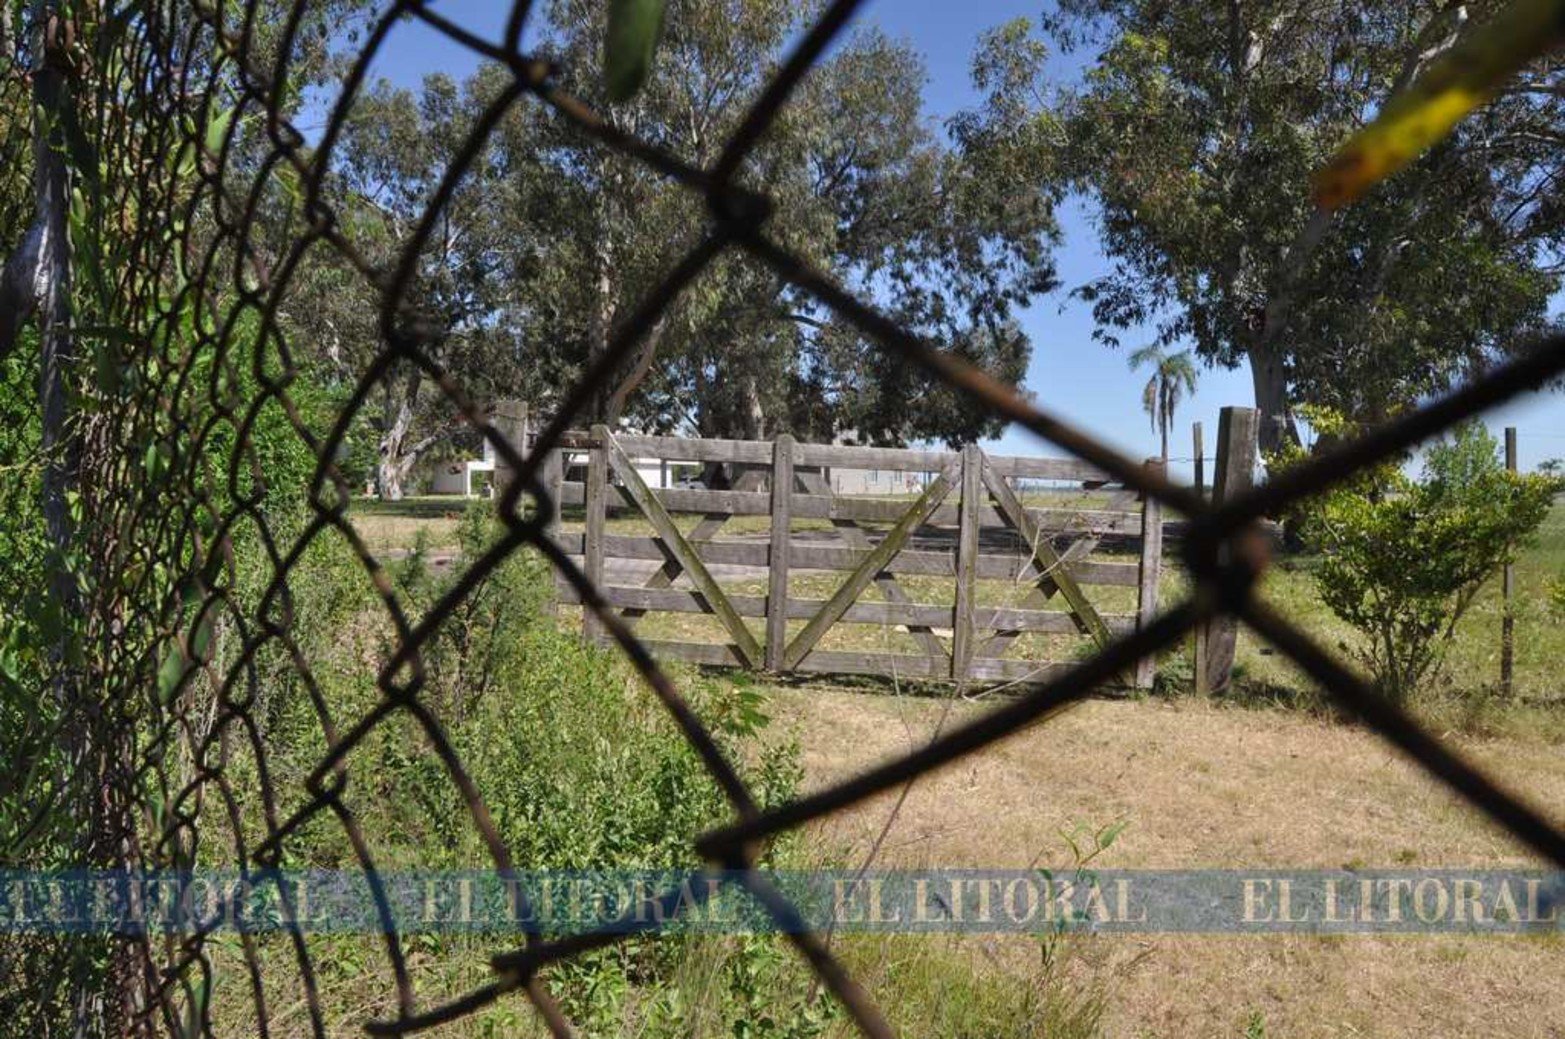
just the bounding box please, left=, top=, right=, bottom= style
left=1134, top=457, right=1165, bottom=689
left=951, top=444, right=983, bottom=682
left=1502, top=426, right=1517, bottom=697
left=1190, top=420, right=1206, bottom=690
left=541, top=446, right=565, bottom=614
left=489, top=399, right=528, bottom=502
left=583, top=424, right=611, bottom=643
left=1199, top=407, right=1259, bottom=694
left=1192, top=421, right=1205, bottom=499
left=766, top=435, right=795, bottom=672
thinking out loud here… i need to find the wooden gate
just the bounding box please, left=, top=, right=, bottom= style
left=547, top=427, right=1165, bottom=688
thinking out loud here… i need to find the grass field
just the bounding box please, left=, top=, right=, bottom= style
left=341, top=494, right=1565, bottom=1037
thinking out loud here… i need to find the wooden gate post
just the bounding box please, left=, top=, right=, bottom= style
left=1502, top=426, right=1517, bottom=697
left=766, top=434, right=795, bottom=672
left=1134, top=457, right=1165, bottom=689
left=951, top=444, right=983, bottom=682
left=489, top=400, right=528, bottom=500
left=1199, top=407, right=1258, bottom=694
left=1192, top=421, right=1205, bottom=499
left=583, top=424, right=611, bottom=643
left=541, top=445, right=565, bottom=615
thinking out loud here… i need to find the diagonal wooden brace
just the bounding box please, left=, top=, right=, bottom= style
left=621, top=467, right=765, bottom=626
left=981, top=459, right=1112, bottom=648
left=783, top=457, right=959, bottom=671
left=795, top=468, right=949, bottom=663
left=601, top=428, right=764, bottom=667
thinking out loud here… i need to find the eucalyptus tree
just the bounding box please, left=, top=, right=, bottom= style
left=1044, top=0, right=1565, bottom=454
left=489, top=0, right=1064, bottom=446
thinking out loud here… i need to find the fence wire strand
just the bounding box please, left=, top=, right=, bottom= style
left=8, top=0, right=1565, bottom=1037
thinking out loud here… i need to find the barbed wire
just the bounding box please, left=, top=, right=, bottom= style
left=11, top=0, right=1565, bottom=1037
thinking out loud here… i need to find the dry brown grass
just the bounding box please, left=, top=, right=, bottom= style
left=765, top=687, right=1565, bottom=1038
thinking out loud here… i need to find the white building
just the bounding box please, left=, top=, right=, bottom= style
left=429, top=435, right=498, bottom=496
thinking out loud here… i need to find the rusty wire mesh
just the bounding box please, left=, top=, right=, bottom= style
left=10, top=0, right=1565, bottom=1036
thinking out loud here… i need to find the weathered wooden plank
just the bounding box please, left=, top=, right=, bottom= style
left=557, top=582, right=1136, bottom=633
left=792, top=443, right=955, bottom=473
left=633, top=640, right=1084, bottom=684
left=557, top=431, right=773, bottom=464
left=555, top=430, right=1112, bottom=482
left=551, top=533, right=1141, bottom=586
left=636, top=640, right=750, bottom=667
left=766, top=435, right=795, bottom=671
left=541, top=447, right=564, bottom=617
left=795, top=469, right=948, bottom=662
left=982, top=457, right=1112, bottom=648
left=555, top=433, right=1104, bottom=479
left=557, top=481, right=1140, bottom=533
left=601, top=428, right=763, bottom=667
left=952, top=445, right=982, bottom=681
left=792, top=443, right=1109, bottom=482
left=1134, top=458, right=1165, bottom=689
left=783, top=459, right=959, bottom=670
left=795, top=650, right=1078, bottom=684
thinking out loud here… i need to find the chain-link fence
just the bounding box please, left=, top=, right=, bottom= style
left=5, top=0, right=1565, bottom=1037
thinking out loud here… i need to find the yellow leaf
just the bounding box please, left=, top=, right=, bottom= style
left=1313, top=0, right=1565, bottom=209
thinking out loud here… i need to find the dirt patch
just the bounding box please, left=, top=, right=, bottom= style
left=767, top=687, right=1565, bottom=1038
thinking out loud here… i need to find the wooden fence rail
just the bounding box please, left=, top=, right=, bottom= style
left=535, top=426, right=1254, bottom=690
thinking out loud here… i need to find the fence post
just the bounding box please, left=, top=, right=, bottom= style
left=489, top=399, right=528, bottom=501
left=952, top=444, right=982, bottom=682
left=1134, top=457, right=1165, bottom=689
left=766, top=434, right=795, bottom=672
left=1190, top=420, right=1206, bottom=692
left=541, top=446, right=564, bottom=614
left=583, top=424, right=610, bottom=644
left=1200, top=407, right=1258, bottom=694
left=1502, top=426, right=1517, bottom=697
left=1192, top=421, right=1205, bottom=499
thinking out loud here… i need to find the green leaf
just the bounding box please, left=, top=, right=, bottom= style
left=604, top=0, right=667, bottom=102
left=205, top=104, right=237, bottom=158
left=156, top=639, right=186, bottom=701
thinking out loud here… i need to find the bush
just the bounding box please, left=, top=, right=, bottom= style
left=1284, top=417, right=1554, bottom=704
left=234, top=502, right=820, bottom=1037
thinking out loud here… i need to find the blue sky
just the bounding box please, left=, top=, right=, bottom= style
left=356, top=0, right=1565, bottom=477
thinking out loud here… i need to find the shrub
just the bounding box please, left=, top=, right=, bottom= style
left=1284, top=417, right=1554, bottom=704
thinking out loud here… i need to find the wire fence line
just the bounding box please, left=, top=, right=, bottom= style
left=6, top=0, right=1565, bottom=1037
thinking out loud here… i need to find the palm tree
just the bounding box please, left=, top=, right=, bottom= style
left=1129, top=346, right=1198, bottom=462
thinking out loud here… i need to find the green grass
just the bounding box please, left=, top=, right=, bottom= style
left=1208, top=501, right=1565, bottom=734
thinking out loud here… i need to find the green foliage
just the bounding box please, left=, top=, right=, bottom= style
left=1043, top=0, right=1564, bottom=444
left=235, top=504, right=819, bottom=1036
left=0, top=338, right=59, bottom=859
left=1284, top=418, right=1555, bottom=703
left=288, top=0, right=1064, bottom=451
left=1128, top=344, right=1197, bottom=458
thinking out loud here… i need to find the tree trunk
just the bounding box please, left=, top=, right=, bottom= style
left=379, top=371, right=420, bottom=501
left=587, top=162, right=617, bottom=425
left=1248, top=340, right=1297, bottom=459
left=602, top=317, right=665, bottom=424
